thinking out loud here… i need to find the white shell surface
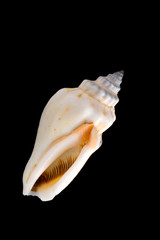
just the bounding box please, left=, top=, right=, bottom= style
left=23, top=71, right=123, bottom=201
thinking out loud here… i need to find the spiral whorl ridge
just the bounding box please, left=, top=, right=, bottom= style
left=79, top=71, right=123, bottom=107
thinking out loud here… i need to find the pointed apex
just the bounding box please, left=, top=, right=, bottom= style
left=112, top=71, right=124, bottom=83
left=120, top=70, right=124, bottom=76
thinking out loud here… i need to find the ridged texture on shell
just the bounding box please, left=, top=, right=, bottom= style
left=79, top=71, right=123, bottom=107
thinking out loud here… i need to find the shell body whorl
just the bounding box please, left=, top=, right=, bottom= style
left=22, top=71, right=123, bottom=201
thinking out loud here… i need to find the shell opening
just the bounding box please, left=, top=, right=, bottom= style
left=31, top=145, right=84, bottom=192
left=30, top=123, right=94, bottom=193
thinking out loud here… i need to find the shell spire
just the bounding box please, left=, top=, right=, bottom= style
left=79, top=71, right=123, bottom=107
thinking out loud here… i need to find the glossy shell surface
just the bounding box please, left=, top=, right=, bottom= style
left=23, top=71, right=123, bottom=201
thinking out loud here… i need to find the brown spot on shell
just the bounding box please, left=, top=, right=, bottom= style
left=103, top=107, right=108, bottom=116
left=77, top=93, right=83, bottom=98
left=91, top=103, right=95, bottom=107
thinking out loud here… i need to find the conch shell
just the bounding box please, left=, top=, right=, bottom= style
left=23, top=71, right=123, bottom=201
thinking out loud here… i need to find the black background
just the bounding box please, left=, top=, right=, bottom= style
left=2, top=3, right=154, bottom=238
